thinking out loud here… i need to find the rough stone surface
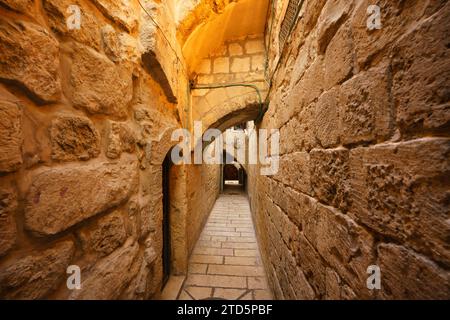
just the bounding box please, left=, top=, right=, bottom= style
left=0, top=19, right=61, bottom=103
left=0, top=184, right=17, bottom=257
left=69, top=240, right=139, bottom=300
left=68, top=44, right=133, bottom=118
left=0, top=97, right=23, bottom=173
left=78, top=210, right=127, bottom=257
left=50, top=115, right=100, bottom=162
left=101, top=24, right=140, bottom=64
left=349, top=138, right=450, bottom=266
left=0, top=240, right=74, bottom=299
left=0, top=0, right=33, bottom=13
left=378, top=243, right=450, bottom=299
left=106, top=121, right=136, bottom=159
left=44, top=0, right=102, bottom=50
left=91, top=0, right=138, bottom=32
left=25, top=155, right=139, bottom=236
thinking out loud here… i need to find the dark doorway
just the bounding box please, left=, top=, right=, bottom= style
left=162, top=153, right=172, bottom=286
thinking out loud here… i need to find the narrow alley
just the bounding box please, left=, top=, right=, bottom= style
left=0, top=0, right=448, bottom=302
left=179, top=185, right=272, bottom=300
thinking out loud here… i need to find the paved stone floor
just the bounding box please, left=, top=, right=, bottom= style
left=178, top=185, right=273, bottom=300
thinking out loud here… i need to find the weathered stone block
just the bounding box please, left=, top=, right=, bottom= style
left=106, top=121, right=136, bottom=159
left=316, top=0, right=352, bottom=54
left=313, top=87, right=340, bottom=148
left=0, top=183, right=17, bottom=257
left=197, top=59, right=211, bottom=74
left=351, top=0, right=446, bottom=68
left=231, top=57, right=251, bottom=73
left=307, top=203, right=375, bottom=298
left=294, top=234, right=326, bottom=297
left=25, top=154, right=139, bottom=236
left=324, top=267, right=356, bottom=300
left=349, top=138, right=450, bottom=267
left=245, top=39, right=264, bottom=54
left=323, top=22, right=353, bottom=90
left=0, top=0, right=33, bottom=12
left=69, top=240, right=140, bottom=300
left=213, top=57, right=229, bottom=74
left=392, top=3, right=450, bottom=135
left=68, top=43, right=133, bottom=118
left=378, top=243, right=450, bottom=299
left=91, top=0, right=138, bottom=32
left=339, top=63, right=392, bottom=145
left=78, top=210, right=127, bottom=257
left=228, top=42, right=243, bottom=56
left=44, top=0, right=102, bottom=50
left=0, top=19, right=61, bottom=103
left=0, top=97, right=22, bottom=173
left=0, top=240, right=74, bottom=299
left=101, top=24, right=140, bottom=64
left=50, top=115, right=100, bottom=162
left=310, top=148, right=350, bottom=211
left=273, top=152, right=311, bottom=195
left=251, top=55, right=265, bottom=72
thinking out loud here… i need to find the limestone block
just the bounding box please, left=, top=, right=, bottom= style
left=0, top=19, right=61, bottom=103
left=295, top=234, right=326, bottom=297
left=316, top=0, right=352, bottom=54
left=308, top=203, right=375, bottom=298
left=313, top=87, right=340, bottom=148
left=91, top=0, right=138, bottom=32
left=231, top=57, right=251, bottom=73
left=392, top=3, right=450, bottom=135
left=323, top=22, right=353, bottom=90
left=229, top=42, right=243, bottom=56
left=378, top=243, right=450, bottom=299
left=324, top=268, right=356, bottom=300
left=0, top=96, right=23, bottom=173
left=0, top=0, right=33, bottom=12
left=351, top=0, right=445, bottom=68
left=68, top=43, right=133, bottom=118
left=213, top=57, right=230, bottom=74
left=44, top=0, right=102, bottom=50
left=25, top=154, right=139, bottom=236
left=101, top=24, right=140, bottom=63
left=197, top=59, right=211, bottom=74
left=69, top=240, right=140, bottom=300
left=106, top=121, right=136, bottom=159
left=245, top=39, right=264, bottom=54
left=349, top=138, right=450, bottom=267
left=273, top=152, right=311, bottom=195
left=310, top=148, right=350, bottom=212
left=0, top=184, right=17, bottom=257
left=50, top=115, right=100, bottom=162
left=0, top=240, right=75, bottom=299
left=78, top=210, right=127, bottom=257
left=339, top=63, right=392, bottom=145
left=251, top=55, right=265, bottom=72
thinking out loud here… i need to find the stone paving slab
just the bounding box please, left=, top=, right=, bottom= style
left=179, top=190, right=273, bottom=300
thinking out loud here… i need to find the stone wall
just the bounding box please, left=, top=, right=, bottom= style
left=186, top=164, right=221, bottom=255
left=248, top=0, right=450, bottom=299
left=191, top=35, right=268, bottom=132
left=0, top=0, right=220, bottom=300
